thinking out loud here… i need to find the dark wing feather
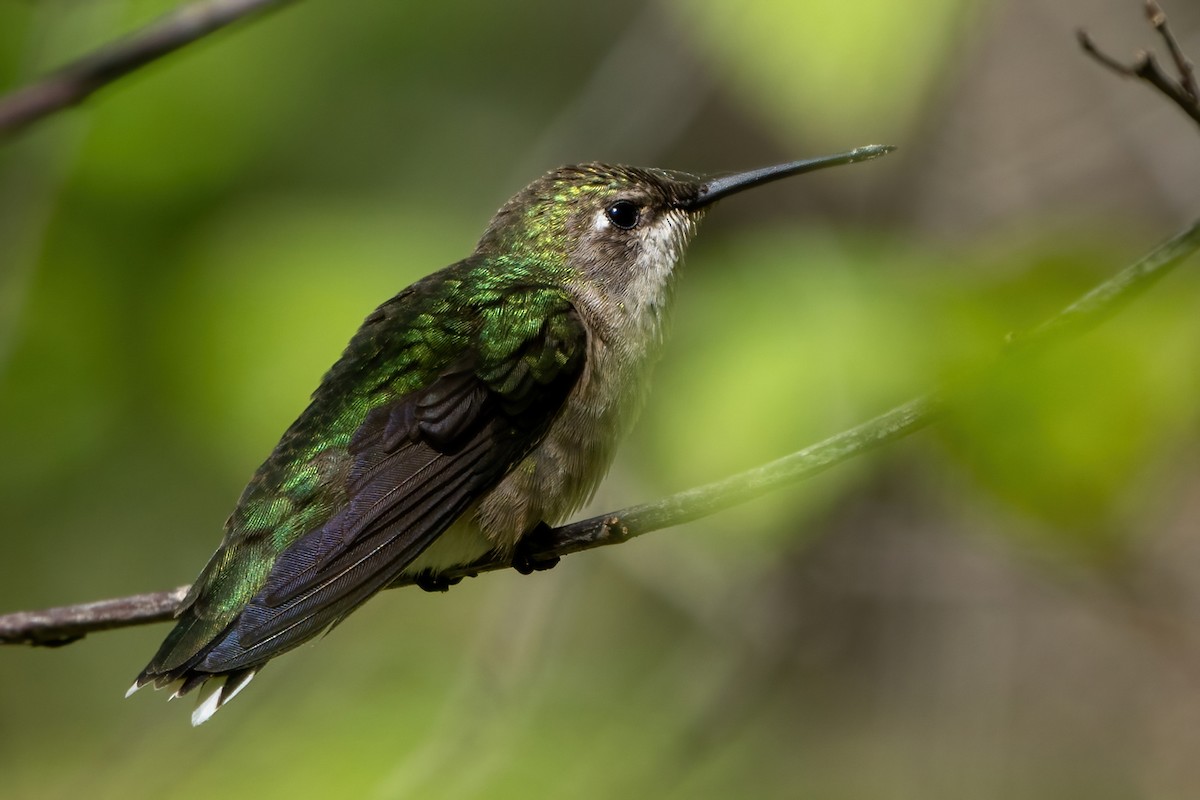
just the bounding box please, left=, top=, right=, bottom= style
left=263, top=365, right=490, bottom=603
left=188, top=306, right=586, bottom=674
left=204, top=429, right=502, bottom=670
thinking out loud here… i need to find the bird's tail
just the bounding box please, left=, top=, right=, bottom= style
left=125, top=667, right=259, bottom=726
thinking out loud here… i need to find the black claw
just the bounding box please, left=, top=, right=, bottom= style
left=512, top=522, right=560, bottom=575
left=414, top=572, right=462, bottom=593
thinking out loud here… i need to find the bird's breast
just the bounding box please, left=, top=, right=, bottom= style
left=473, top=278, right=670, bottom=553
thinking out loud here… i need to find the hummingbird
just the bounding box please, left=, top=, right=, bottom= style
left=127, top=144, right=893, bottom=724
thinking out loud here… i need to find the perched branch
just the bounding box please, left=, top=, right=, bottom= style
left=4, top=0, right=1200, bottom=654
left=5, top=216, right=1200, bottom=647
left=1078, top=1, right=1200, bottom=128
left=0, top=0, right=296, bottom=139
left=1, top=586, right=189, bottom=646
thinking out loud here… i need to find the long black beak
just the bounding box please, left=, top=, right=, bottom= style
left=680, top=144, right=895, bottom=210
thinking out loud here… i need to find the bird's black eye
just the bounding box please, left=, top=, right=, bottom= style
left=605, top=200, right=640, bottom=230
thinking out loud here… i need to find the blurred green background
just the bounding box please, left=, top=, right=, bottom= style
left=3, top=0, right=1200, bottom=798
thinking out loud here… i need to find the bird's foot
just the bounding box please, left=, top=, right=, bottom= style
left=414, top=571, right=462, bottom=593
left=512, top=522, right=560, bottom=575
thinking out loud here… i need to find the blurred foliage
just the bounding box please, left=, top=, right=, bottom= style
left=3, top=1, right=1200, bottom=799
left=668, top=0, right=969, bottom=140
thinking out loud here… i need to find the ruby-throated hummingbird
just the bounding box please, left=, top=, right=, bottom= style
left=127, top=144, right=893, bottom=724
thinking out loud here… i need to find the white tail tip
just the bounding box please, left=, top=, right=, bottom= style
left=191, top=688, right=222, bottom=726
left=190, top=669, right=258, bottom=726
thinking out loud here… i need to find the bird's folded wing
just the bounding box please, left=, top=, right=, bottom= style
left=197, top=304, right=587, bottom=672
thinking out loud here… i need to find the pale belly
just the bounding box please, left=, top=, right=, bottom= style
left=404, top=278, right=669, bottom=575
left=402, top=335, right=655, bottom=574
left=402, top=516, right=495, bottom=575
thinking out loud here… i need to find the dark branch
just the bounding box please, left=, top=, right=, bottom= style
left=5, top=216, right=1200, bottom=647
left=1078, top=1, right=1200, bottom=128
left=1, top=586, right=189, bottom=646
left=1146, top=0, right=1198, bottom=102
left=0, top=0, right=296, bottom=140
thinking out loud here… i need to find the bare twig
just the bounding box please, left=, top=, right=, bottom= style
left=1078, top=1, right=1200, bottom=128
left=1, top=586, right=189, bottom=646
left=1078, top=30, right=1145, bottom=77
left=5, top=216, right=1200, bottom=648
left=0, top=0, right=296, bottom=139
left=1146, top=0, right=1198, bottom=102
